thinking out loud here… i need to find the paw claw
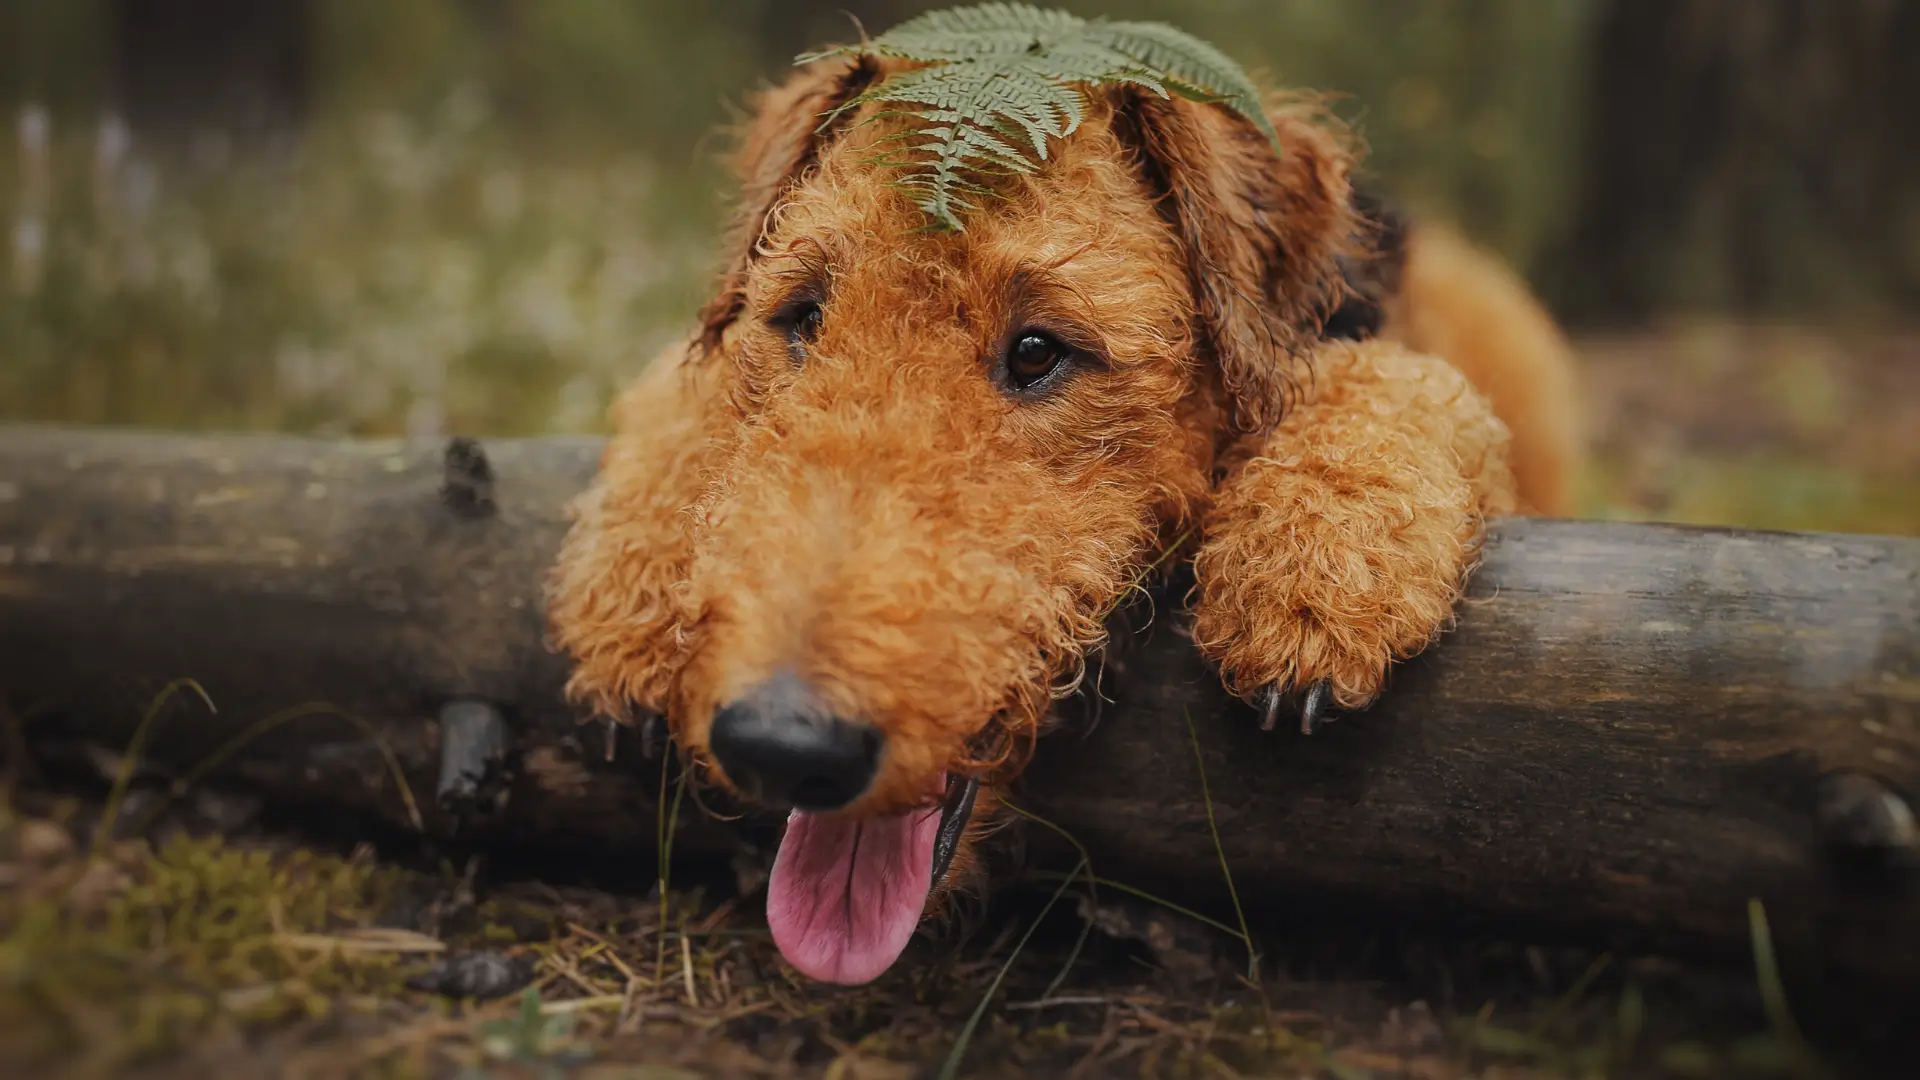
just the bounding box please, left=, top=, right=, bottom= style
left=1258, top=685, right=1284, bottom=732
left=1251, top=681, right=1337, bottom=735
left=1298, top=680, right=1333, bottom=736
left=639, top=713, right=670, bottom=759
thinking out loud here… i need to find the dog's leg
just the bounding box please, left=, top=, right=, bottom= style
left=1191, top=338, right=1517, bottom=733
left=546, top=346, right=722, bottom=726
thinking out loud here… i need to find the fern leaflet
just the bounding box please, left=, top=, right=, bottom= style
left=802, top=3, right=1276, bottom=230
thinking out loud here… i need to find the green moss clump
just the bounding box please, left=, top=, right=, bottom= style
left=0, top=828, right=411, bottom=1070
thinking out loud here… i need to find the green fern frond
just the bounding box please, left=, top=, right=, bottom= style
left=801, top=3, right=1276, bottom=230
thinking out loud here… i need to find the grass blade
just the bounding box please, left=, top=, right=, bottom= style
left=940, top=857, right=1088, bottom=1080
left=1747, top=897, right=1826, bottom=1078
left=94, top=678, right=215, bottom=857
left=1026, top=871, right=1247, bottom=940
left=138, top=700, right=425, bottom=835
left=999, top=797, right=1099, bottom=998
left=1748, top=899, right=1799, bottom=1043
left=656, top=752, right=690, bottom=986
left=1184, top=706, right=1258, bottom=982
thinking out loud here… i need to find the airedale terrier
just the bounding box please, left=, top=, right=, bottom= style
left=547, top=53, right=1580, bottom=985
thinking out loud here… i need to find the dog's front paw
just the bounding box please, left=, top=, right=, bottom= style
left=1193, top=551, right=1468, bottom=733
left=1191, top=474, right=1483, bottom=733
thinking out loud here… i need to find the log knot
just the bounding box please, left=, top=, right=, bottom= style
left=441, top=437, right=496, bottom=519
left=1817, top=770, right=1920, bottom=882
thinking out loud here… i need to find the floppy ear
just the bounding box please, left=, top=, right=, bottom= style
left=1117, top=93, right=1361, bottom=431
left=695, top=55, right=878, bottom=349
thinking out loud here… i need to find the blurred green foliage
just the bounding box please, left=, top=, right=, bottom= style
left=299, top=0, right=1602, bottom=275
left=0, top=0, right=1595, bottom=436
left=1, top=97, right=716, bottom=435
left=0, top=0, right=1913, bottom=532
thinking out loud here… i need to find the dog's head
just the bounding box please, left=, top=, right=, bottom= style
left=651, top=56, right=1358, bottom=983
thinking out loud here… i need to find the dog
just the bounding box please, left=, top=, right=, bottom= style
left=546, top=51, right=1580, bottom=986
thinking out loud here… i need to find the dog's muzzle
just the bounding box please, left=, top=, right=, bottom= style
left=708, top=671, right=980, bottom=890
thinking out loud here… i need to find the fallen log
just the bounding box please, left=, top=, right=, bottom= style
left=1, top=425, right=1916, bottom=988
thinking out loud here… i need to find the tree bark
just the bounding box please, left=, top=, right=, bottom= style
left=1, top=425, right=1916, bottom=986
left=1546, top=0, right=1920, bottom=322
left=112, top=0, right=313, bottom=136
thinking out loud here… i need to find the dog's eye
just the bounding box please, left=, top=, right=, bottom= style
left=1004, top=331, right=1069, bottom=391
left=776, top=300, right=824, bottom=363
left=791, top=303, right=824, bottom=344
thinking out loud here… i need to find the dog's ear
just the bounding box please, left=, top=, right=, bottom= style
left=695, top=56, right=878, bottom=350
left=1117, top=93, right=1360, bottom=430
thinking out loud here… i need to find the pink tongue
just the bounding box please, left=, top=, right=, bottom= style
left=765, top=798, right=942, bottom=985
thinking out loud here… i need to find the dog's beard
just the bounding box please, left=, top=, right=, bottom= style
left=765, top=773, right=978, bottom=984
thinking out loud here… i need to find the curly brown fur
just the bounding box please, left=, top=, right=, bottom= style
left=547, top=54, right=1581, bottom=982
left=1192, top=339, right=1516, bottom=709
left=1386, top=224, right=1583, bottom=515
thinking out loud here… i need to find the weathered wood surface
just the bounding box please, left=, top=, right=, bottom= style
left=1, top=425, right=1916, bottom=985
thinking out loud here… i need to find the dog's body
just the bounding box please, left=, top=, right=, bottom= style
left=548, top=54, right=1580, bottom=985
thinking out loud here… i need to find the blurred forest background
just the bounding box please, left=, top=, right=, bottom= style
left=3, top=0, right=1916, bottom=532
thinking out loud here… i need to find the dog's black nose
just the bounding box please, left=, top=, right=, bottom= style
left=708, top=673, right=882, bottom=810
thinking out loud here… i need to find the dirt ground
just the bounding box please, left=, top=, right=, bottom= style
left=1576, top=324, right=1920, bottom=535
left=2, top=327, right=1914, bottom=1079
left=0, top=786, right=1855, bottom=1080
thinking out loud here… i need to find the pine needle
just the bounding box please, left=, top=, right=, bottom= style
left=275, top=928, right=446, bottom=954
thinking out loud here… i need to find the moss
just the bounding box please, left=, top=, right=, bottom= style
left=0, top=826, right=412, bottom=1069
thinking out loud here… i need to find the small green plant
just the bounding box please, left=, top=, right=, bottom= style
left=476, top=986, right=589, bottom=1071
left=806, top=2, right=1275, bottom=230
